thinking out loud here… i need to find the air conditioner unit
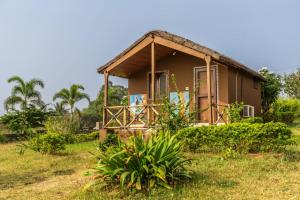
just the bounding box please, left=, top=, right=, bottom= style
left=243, top=105, right=254, bottom=117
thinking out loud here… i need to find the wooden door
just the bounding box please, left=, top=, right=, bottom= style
left=195, top=67, right=217, bottom=123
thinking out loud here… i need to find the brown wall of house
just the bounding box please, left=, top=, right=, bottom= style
left=128, top=51, right=261, bottom=116
left=128, top=52, right=206, bottom=103
left=217, top=64, right=229, bottom=106
left=227, top=67, right=262, bottom=116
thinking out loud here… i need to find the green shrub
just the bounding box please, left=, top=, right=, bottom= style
left=226, top=102, right=243, bottom=122
left=0, top=133, right=28, bottom=143
left=178, top=122, right=294, bottom=153
left=0, top=108, right=50, bottom=134
left=61, top=131, right=99, bottom=144
left=62, top=131, right=99, bottom=144
left=94, top=132, right=191, bottom=191
left=240, top=117, right=263, bottom=124
left=0, top=134, right=7, bottom=143
left=28, top=133, right=66, bottom=154
left=98, top=133, right=118, bottom=151
left=272, top=98, right=300, bottom=123
left=75, top=131, right=99, bottom=143
left=156, top=75, right=195, bottom=133
left=44, top=116, right=80, bottom=135
left=63, top=133, right=76, bottom=144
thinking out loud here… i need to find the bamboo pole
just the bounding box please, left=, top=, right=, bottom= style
left=151, top=42, right=156, bottom=102
left=205, top=55, right=213, bottom=124
left=103, top=71, right=109, bottom=126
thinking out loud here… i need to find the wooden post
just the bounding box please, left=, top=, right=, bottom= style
left=205, top=55, right=213, bottom=124
left=123, top=106, right=127, bottom=128
left=103, top=71, right=109, bottom=127
left=151, top=42, right=156, bottom=102
left=150, top=41, right=156, bottom=125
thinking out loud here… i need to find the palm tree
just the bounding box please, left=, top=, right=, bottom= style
left=48, top=102, right=68, bottom=115
left=53, top=84, right=90, bottom=119
left=4, top=76, right=45, bottom=112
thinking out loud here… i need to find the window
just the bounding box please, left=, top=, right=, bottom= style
left=243, top=105, right=255, bottom=117
left=148, top=72, right=168, bottom=99
left=253, top=78, right=259, bottom=89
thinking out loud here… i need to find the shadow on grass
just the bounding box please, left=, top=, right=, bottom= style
left=52, top=151, right=73, bottom=156
left=53, top=169, right=75, bottom=176
left=282, top=150, right=300, bottom=162
left=0, top=169, right=48, bottom=190
left=189, top=172, right=238, bottom=189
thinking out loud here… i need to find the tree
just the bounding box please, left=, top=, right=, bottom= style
left=284, top=68, right=300, bottom=99
left=53, top=84, right=90, bottom=119
left=4, top=76, right=45, bottom=112
left=259, top=68, right=282, bottom=114
left=0, top=108, right=51, bottom=134
left=49, top=102, right=68, bottom=115
left=82, top=81, right=127, bottom=122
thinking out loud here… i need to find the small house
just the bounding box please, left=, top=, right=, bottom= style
left=97, top=30, right=264, bottom=130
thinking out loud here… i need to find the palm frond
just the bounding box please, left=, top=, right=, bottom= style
left=53, top=88, right=70, bottom=101
left=76, top=92, right=90, bottom=103
left=28, top=78, right=45, bottom=89
left=4, top=96, right=23, bottom=112
left=28, top=90, right=42, bottom=100
left=11, top=85, right=25, bottom=97
left=7, top=76, right=26, bottom=88
left=75, top=107, right=82, bottom=118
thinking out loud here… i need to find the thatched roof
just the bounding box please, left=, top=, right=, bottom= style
left=97, top=30, right=264, bottom=80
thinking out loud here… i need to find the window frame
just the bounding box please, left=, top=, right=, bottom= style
left=147, top=70, right=169, bottom=99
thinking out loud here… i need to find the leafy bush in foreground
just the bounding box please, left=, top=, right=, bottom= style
left=178, top=122, right=294, bottom=153
left=94, top=132, right=191, bottom=191
left=98, top=133, right=118, bottom=151
left=28, top=133, right=66, bottom=154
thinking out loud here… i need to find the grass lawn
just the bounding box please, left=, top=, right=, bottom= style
left=1, top=125, right=300, bottom=200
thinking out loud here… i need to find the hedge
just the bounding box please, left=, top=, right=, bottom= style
left=178, top=122, right=294, bottom=153
left=64, top=131, right=99, bottom=144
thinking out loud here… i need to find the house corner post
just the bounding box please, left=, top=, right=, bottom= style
left=205, top=55, right=213, bottom=124
left=150, top=40, right=156, bottom=126
left=151, top=41, right=156, bottom=103
left=103, top=71, right=109, bottom=127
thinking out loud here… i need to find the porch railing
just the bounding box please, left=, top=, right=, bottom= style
left=103, top=103, right=229, bottom=129
left=213, top=103, right=229, bottom=124
left=103, top=104, right=161, bottom=129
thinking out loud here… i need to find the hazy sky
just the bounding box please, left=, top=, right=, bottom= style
left=1, top=0, right=300, bottom=114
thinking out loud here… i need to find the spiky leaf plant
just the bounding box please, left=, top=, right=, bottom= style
left=94, top=132, right=192, bottom=191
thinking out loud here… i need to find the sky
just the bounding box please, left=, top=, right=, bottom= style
left=1, top=0, right=300, bottom=114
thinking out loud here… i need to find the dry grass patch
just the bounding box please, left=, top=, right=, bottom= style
left=0, top=141, right=97, bottom=200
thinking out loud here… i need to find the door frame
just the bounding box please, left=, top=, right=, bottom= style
left=193, top=65, right=219, bottom=123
